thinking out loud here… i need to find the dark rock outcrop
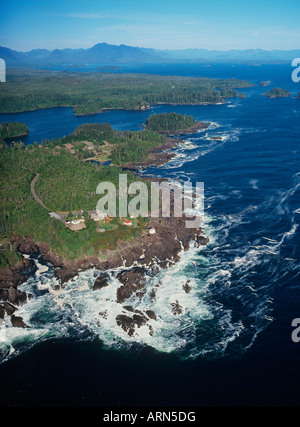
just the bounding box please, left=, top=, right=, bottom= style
left=0, top=287, right=27, bottom=306
left=171, top=300, right=183, bottom=315
left=183, top=280, right=192, bottom=293
left=195, top=230, right=209, bottom=247
left=149, top=289, right=156, bottom=300
left=123, top=305, right=134, bottom=312
left=132, top=313, right=147, bottom=328
left=116, top=314, right=136, bottom=336
left=0, top=301, right=17, bottom=318
left=116, top=310, right=148, bottom=337
left=98, top=310, right=108, bottom=319
left=0, top=256, right=34, bottom=290
left=116, top=267, right=146, bottom=303
left=93, top=273, right=109, bottom=291
left=11, top=315, right=29, bottom=328
left=145, top=309, right=157, bottom=320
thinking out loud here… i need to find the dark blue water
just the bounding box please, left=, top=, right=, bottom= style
left=0, top=64, right=300, bottom=407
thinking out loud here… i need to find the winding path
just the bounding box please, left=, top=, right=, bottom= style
left=30, top=173, right=96, bottom=224
left=30, top=173, right=50, bottom=211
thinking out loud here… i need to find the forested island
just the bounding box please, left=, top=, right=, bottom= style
left=264, top=87, right=291, bottom=98
left=0, top=69, right=253, bottom=115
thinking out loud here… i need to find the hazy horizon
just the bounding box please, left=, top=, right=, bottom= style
left=1, top=0, right=300, bottom=52
left=2, top=42, right=300, bottom=54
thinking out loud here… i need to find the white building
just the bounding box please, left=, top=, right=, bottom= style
left=49, top=212, right=60, bottom=220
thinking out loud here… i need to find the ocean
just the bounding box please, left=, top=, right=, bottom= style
left=0, top=63, right=300, bottom=407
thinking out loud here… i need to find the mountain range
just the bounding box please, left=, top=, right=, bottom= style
left=0, top=42, right=299, bottom=67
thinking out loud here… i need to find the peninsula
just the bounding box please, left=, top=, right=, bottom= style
left=0, top=113, right=208, bottom=334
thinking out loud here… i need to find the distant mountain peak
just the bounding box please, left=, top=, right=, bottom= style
left=0, top=43, right=299, bottom=67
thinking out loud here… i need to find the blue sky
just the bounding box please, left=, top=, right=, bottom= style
left=1, top=0, right=299, bottom=51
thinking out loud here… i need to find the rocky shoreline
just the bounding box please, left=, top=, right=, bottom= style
left=121, top=138, right=181, bottom=170
left=156, top=120, right=209, bottom=136
left=0, top=122, right=209, bottom=333
left=122, top=121, right=209, bottom=170
left=0, top=215, right=208, bottom=332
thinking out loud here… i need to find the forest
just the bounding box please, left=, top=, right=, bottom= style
left=109, top=130, right=166, bottom=165
left=145, top=112, right=195, bottom=132
left=0, top=112, right=207, bottom=263
left=0, top=121, right=29, bottom=141
left=37, top=115, right=198, bottom=165
left=0, top=69, right=252, bottom=115
left=34, top=122, right=167, bottom=164
left=0, top=141, right=148, bottom=261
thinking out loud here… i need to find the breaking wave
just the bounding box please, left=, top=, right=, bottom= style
left=160, top=124, right=240, bottom=170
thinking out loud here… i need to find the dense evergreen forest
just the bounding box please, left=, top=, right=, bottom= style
left=62, top=122, right=115, bottom=144
left=145, top=112, right=195, bottom=132
left=0, top=121, right=29, bottom=141
left=0, top=69, right=252, bottom=115
left=110, top=130, right=166, bottom=165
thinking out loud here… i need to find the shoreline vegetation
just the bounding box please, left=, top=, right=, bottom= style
left=0, top=68, right=253, bottom=116
left=0, top=112, right=209, bottom=329
left=0, top=122, right=29, bottom=141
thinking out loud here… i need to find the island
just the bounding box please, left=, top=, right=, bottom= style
left=264, top=87, right=291, bottom=98
left=260, top=81, right=271, bottom=87
left=0, top=113, right=208, bottom=335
